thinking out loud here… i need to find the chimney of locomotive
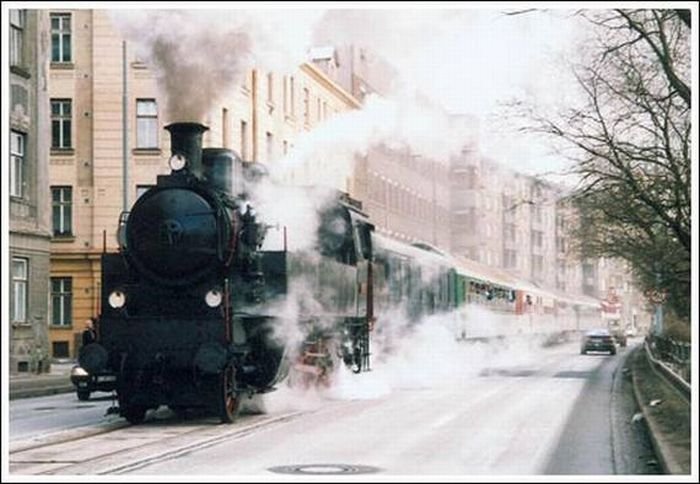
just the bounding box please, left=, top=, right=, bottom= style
left=165, top=122, right=209, bottom=178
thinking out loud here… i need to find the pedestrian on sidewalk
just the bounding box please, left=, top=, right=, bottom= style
left=82, top=317, right=97, bottom=346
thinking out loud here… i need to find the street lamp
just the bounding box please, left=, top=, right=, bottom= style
left=646, top=263, right=666, bottom=336
left=654, top=269, right=664, bottom=336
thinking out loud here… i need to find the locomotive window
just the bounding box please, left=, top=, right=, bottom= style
left=318, top=209, right=356, bottom=265
left=355, top=222, right=373, bottom=260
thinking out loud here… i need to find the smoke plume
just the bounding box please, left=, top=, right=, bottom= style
left=109, top=9, right=322, bottom=122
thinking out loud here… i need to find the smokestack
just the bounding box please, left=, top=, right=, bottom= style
left=165, top=122, right=209, bottom=178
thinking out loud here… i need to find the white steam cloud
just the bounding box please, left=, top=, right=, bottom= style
left=274, top=91, right=466, bottom=190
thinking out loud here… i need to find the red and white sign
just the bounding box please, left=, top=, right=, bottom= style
left=601, top=288, right=622, bottom=314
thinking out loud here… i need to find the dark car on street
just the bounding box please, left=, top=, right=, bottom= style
left=70, top=365, right=116, bottom=401
left=607, top=319, right=628, bottom=347
left=580, top=329, right=617, bottom=355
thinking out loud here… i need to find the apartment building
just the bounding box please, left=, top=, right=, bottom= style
left=450, top=145, right=559, bottom=287
left=9, top=9, right=52, bottom=374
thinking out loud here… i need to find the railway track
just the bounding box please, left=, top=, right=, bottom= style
left=9, top=409, right=306, bottom=475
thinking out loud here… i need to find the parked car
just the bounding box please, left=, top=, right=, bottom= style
left=606, top=319, right=628, bottom=347
left=580, top=329, right=617, bottom=355
left=625, top=325, right=638, bottom=338
left=70, top=365, right=116, bottom=401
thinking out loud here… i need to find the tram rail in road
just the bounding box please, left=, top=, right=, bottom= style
left=9, top=410, right=307, bottom=475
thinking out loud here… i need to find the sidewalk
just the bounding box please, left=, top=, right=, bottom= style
left=9, top=360, right=76, bottom=400
left=630, top=345, right=691, bottom=475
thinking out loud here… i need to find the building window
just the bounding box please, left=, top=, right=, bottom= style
left=267, top=72, right=274, bottom=103
left=52, top=341, right=70, bottom=358
left=504, top=250, right=517, bottom=269
left=10, top=10, right=25, bottom=67
left=222, top=107, right=229, bottom=147
left=531, top=255, right=543, bottom=275
left=283, top=76, right=288, bottom=113
left=52, top=186, right=72, bottom=236
left=51, top=99, right=72, bottom=148
left=504, top=223, right=516, bottom=242
left=51, top=13, right=71, bottom=63
left=531, top=230, right=543, bottom=248
left=12, top=258, right=28, bottom=323
left=289, top=76, right=295, bottom=115
left=556, top=236, right=566, bottom=253
left=51, top=277, right=72, bottom=326
left=240, top=120, right=248, bottom=160
left=531, top=204, right=543, bottom=223
left=303, top=88, right=310, bottom=125
left=136, top=184, right=154, bottom=200
left=466, top=166, right=478, bottom=189
left=11, top=131, right=25, bottom=198
left=266, top=132, right=274, bottom=163
left=136, top=99, right=158, bottom=148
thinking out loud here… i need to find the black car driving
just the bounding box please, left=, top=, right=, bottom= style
left=580, top=328, right=617, bottom=355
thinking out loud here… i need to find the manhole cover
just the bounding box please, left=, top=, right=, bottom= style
left=268, top=464, right=381, bottom=475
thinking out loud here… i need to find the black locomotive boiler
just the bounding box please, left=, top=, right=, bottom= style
left=80, top=122, right=287, bottom=424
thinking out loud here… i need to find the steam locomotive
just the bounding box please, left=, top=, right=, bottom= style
left=79, top=122, right=600, bottom=424
left=79, top=122, right=376, bottom=423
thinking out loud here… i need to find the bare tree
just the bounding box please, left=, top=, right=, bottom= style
left=526, top=9, right=691, bottom=318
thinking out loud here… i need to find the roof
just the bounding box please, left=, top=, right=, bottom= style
left=373, top=233, right=451, bottom=268
left=450, top=256, right=519, bottom=288
left=308, top=46, right=336, bottom=61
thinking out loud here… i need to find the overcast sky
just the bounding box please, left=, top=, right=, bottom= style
left=315, top=7, right=590, bottom=178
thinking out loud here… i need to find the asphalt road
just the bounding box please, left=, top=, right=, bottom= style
left=8, top=339, right=659, bottom=477
left=133, top=341, right=656, bottom=476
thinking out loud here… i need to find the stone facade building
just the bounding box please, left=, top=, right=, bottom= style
left=9, top=9, right=52, bottom=373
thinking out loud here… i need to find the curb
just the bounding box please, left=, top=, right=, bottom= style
left=9, top=377, right=75, bottom=400
left=629, top=346, right=685, bottom=475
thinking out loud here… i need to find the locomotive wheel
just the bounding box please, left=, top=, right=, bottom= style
left=219, top=366, right=241, bottom=423
left=124, top=405, right=147, bottom=425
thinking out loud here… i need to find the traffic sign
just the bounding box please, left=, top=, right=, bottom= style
left=644, top=288, right=668, bottom=304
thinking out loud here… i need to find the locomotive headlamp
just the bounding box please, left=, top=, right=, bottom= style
left=108, top=290, right=126, bottom=309
left=205, top=289, right=223, bottom=308
left=168, top=153, right=187, bottom=171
